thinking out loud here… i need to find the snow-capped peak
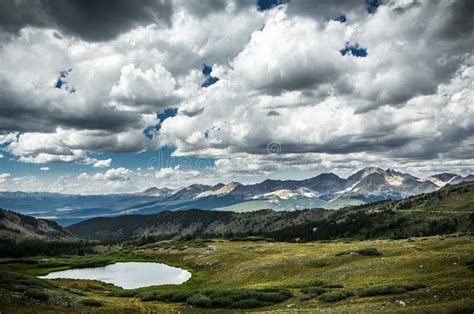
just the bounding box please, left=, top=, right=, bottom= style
left=360, top=166, right=384, bottom=178
left=425, top=173, right=459, bottom=187
left=195, top=182, right=241, bottom=198
left=263, top=189, right=297, bottom=200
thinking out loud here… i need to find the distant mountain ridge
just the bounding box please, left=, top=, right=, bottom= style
left=67, top=181, right=474, bottom=242
left=163, top=166, right=472, bottom=204
left=0, top=166, right=472, bottom=225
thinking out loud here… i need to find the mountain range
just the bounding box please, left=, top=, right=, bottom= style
left=1, top=181, right=473, bottom=242
left=68, top=181, right=474, bottom=242
left=144, top=167, right=474, bottom=202
left=0, top=166, right=472, bottom=226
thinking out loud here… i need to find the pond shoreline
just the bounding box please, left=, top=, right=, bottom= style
left=38, top=261, right=192, bottom=289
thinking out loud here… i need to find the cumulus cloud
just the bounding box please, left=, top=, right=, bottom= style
left=93, top=158, right=112, bottom=168
left=0, top=0, right=173, bottom=41
left=0, top=1, right=263, bottom=164
left=0, top=173, right=11, bottom=183
left=110, top=63, right=179, bottom=112
left=76, top=167, right=136, bottom=192
left=6, top=127, right=157, bottom=164
left=79, top=167, right=132, bottom=182
left=4, top=175, right=41, bottom=193
left=155, top=165, right=200, bottom=179
left=232, top=11, right=349, bottom=94
left=0, top=0, right=472, bottom=191
left=7, top=131, right=95, bottom=164
left=0, top=133, right=18, bottom=145
left=156, top=1, right=474, bottom=169
left=100, top=167, right=132, bottom=181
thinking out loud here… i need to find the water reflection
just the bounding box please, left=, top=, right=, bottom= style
left=39, top=262, right=191, bottom=289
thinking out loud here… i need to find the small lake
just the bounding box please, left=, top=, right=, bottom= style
left=38, top=262, right=191, bottom=289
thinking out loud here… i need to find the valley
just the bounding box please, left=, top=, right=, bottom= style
left=1, top=0, right=472, bottom=312
left=67, top=182, right=474, bottom=242
left=1, top=167, right=472, bottom=226
left=0, top=181, right=473, bottom=312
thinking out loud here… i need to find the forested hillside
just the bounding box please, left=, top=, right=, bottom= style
left=0, top=208, right=74, bottom=240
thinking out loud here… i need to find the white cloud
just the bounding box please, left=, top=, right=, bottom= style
left=74, top=168, right=136, bottom=193
left=78, top=168, right=132, bottom=182
left=101, top=167, right=132, bottom=181
left=0, top=0, right=472, bottom=184
left=0, top=173, right=11, bottom=183
left=0, top=133, right=18, bottom=145
left=77, top=172, right=89, bottom=180
left=6, top=127, right=158, bottom=164
left=0, top=0, right=265, bottom=166
left=155, top=165, right=200, bottom=180
left=232, top=12, right=348, bottom=94
left=156, top=2, right=474, bottom=174
left=110, top=63, right=179, bottom=112
left=93, top=158, right=112, bottom=168
left=7, top=175, right=40, bottom=192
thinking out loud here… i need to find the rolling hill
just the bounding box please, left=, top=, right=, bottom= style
left=0, top=208, right=74, bottom=240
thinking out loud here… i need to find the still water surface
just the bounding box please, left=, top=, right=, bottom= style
left=38, top=262, right=191, bottom=289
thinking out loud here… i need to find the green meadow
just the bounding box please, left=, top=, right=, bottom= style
left=0, top=235, right=473, bottom=313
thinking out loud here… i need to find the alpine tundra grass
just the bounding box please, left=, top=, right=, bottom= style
left=0, top=235, right=473, bottom=312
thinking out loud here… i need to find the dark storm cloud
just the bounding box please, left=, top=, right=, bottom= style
left=174, top=0, right=256, bottom=17
left=0, top=0, right=173, bottom=41
left=285, top=0, right=368, bottom=19
left=176, top=0, right=227, bottom=17
left=391, top=0, right=421, bottom=14
left=267, top=110, right=281, bottom=116
left=434, top=0, right=474, bottom=40
left=266, top=135, right=412, bottom=156
left=0, top=0, right=44, bottom=33
left=0, top=80, right=143, bottom=133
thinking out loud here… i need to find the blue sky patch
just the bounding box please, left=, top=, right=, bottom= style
left=256, top=0, right=288, bottom=11
left=366, top=0, right=381, bottom=14
left=201, top=64, right=220, bottom=88
left=143, top=126, right=155, bottom=140
left=144, top=108, right=178, bottom=139
left=157, top=108, right=178, bottom=122
left=202, top=64, right=213, bottom=76
left=55, top=79, right=63, bottom=89
left=334, top=14, right=347, bottom=23
left=340, top=43, right=368, bottom=57
left=54, top=68, right=75, bottom=93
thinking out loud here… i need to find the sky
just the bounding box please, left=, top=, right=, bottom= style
left=0, top=0, right=473, bottom=194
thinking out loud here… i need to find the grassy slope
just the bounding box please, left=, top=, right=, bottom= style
left=0, top=235, right=473, bottom=313
left=319, top=181, right=474, bottom=216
